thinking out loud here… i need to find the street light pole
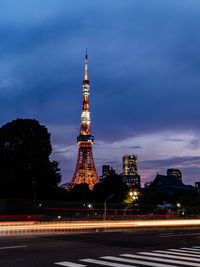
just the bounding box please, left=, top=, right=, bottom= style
left=129, top=190, right=139, bottom=216
left=103, top=194, right=114, bottom=220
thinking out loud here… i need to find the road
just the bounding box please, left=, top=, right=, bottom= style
left=0, top=228, right=200, bottom=266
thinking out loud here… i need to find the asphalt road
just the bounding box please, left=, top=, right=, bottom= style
left=0, top=228, right=200, bottom=266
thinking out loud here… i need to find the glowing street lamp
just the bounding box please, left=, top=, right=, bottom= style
left=88, top=203, right=92, bottom=209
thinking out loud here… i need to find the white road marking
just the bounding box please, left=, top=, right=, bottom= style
left=168, top=249, right=200, bottom=254
left=159, top=232, right=174, bottom=235
left=179, top=247, right=200, bottom=251
left=159, top=235, right=176, bottom=238
left=138, top=251, right=200, bottom=262
left=120, top=253, right=200, bottom=266
left=80, top=258, right=136, bottom=267
left=55, top=246, right=200, bottom=267
left=0, top=245, right=27, bottom=250
left=159, top=232, right=174, bottom=237
left=153, top=250, right=200, bottom=258
left=159, top=233, right=200, bottom=238
left=101, top=256, right=178, bottom=267
left=55, top=262, right=86, bottom=267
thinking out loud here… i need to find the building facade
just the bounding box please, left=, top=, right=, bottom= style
left=195, top=182, right=200, bottom=192
left=100, top=165, right=116, bottom=180
left=122, top=154, right=141, bottom=187
left=167, top=168, right=182, bottom=182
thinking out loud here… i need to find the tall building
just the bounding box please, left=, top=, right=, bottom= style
left=122, top=154, right=141, bottom=187
left=69, top=51, right=99, bottom=190
left=102, top=165, right=110, bottom=177
left=100, top=165, right=116, bottom=179
left=167, top=169, right=182, bottom=182
left=195, top=182, right=200, bottom=192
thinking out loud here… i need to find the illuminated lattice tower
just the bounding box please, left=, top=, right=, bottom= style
left=69, top=51, right=99, bottom=190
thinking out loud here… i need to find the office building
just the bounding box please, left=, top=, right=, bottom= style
left=167, top=169, right=182, bottom=182
left=195, top=182, right=200, bottom=192
left=122, top=154, right=141, bottom=187
left=100, top=165, right=116, bottom=180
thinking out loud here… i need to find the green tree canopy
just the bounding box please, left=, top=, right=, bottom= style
left=0, top=118, right=61, bottom=198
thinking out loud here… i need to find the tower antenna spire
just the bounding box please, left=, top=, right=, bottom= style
left=85, top=48, right=88, bottom=81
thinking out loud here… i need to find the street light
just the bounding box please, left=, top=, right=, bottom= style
left=104, top=194, right=114, bottom=220
left=176, top=203, right=181, bottom=216
left=88, top=203, right=92, bottom=209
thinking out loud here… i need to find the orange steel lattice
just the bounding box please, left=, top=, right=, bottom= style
left=69, top=51, right=99, bottom=190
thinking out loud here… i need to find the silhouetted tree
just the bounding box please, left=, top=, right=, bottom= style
left=0, top=118, right=61, bottom=198
left=68, top=183, right=92, bottom=202
left=139, top=190, right=168, bottom=208
left=93, top=174, right=129, bottom=203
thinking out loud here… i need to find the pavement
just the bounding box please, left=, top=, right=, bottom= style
left=0, top=228, right=200, bottom=266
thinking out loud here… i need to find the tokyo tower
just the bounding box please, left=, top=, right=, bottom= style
left=69, top=50, right=99, bottom=190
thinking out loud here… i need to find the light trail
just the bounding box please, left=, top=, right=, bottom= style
left=0, top=245, right=27, bottom=250
left=0, top=219, right=200, bottom=236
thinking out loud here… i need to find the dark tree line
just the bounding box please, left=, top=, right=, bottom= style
left=0, top=118, right=61, bottom=199
left=67, top=174, right=129, bottom=205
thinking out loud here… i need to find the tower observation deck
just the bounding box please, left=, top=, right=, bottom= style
left=69, top=50, right=99, bottom=190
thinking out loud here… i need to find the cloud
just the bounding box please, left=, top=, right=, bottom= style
left=141, top=156, right=200, bottom=170
left=0, top=0, right=200, bottom=185
left=163, top=138, right=185, bottom=142
left=130, top=146, right=143, bottom=149
left=190, top=139, right=200, bottom=150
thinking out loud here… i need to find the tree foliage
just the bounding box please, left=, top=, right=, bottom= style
left=68, top=183, right=92, bottom=202
left=0, top=118, right=61, bottom=198
left=93, top=174, right=129, bottom=202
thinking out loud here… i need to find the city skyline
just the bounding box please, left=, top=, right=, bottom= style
left=0, top=0, right=200, bottom=185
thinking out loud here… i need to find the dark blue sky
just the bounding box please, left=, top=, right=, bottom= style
left=0, top=0, right=200, bottom=185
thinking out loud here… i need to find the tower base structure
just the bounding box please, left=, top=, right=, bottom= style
left=70, top=141, right=98, bottom=190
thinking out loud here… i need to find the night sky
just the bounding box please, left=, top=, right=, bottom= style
left=1, top=0, right=200, bottom=186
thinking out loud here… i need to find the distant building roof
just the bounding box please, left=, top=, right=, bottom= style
left=148, top=174, right=193, bottom=191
